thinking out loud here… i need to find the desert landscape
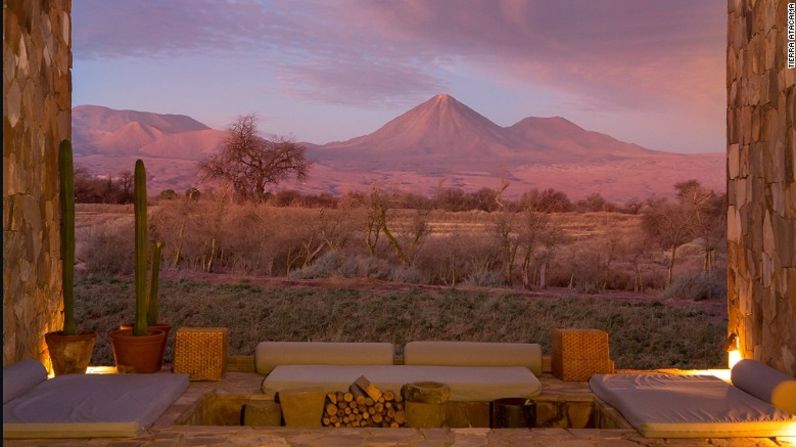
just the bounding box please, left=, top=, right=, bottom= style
left=71, top=95, right=724, bottom=201
left=70, top=92, right=728, bottom=371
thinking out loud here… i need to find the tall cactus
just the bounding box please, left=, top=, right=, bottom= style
left=147, top=241, right=163, bottom=325
left=133, top=160, right=149, bottom=336
left=60, top=140, right=77, bottom=336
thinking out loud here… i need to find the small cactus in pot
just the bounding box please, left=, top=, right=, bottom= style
left=45, top=140, right=97, bottom=375
left=109, top=160, right=167, bottom=373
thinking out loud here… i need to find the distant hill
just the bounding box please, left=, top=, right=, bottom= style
left=72, top=97, right=725, bottom=200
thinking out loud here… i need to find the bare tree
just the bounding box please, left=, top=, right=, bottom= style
left=641, top=199, right=692, bottom=287
left=199, top=114, right=310, bottom=202
left=494, top=213, right=519, bottom=285
left=674, top=180, right=725, bottom=272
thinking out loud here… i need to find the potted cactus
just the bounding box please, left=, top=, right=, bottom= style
left=120, top=240, right=171, bottom=360
left=108, top=160, right=167, bottom=373
left=146, top=240, right=172, bottom=350
left=45, top=140, right=97, bottom=375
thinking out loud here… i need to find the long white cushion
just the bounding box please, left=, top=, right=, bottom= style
left=732, top=359, right=796, bottom=414
left=3, top=360, right=47, bottom=404
left=589, top=374, right=796, bottom=438
left=255, top=342, right=394, bottom=375
left=261, top=365, right=542, bottom=401
left=404, top=341, right=543, bottom=376
left=3, top=373, right=189, bottom=439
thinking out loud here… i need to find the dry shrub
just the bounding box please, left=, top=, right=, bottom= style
left=289, top=250, right=395, bottom=280
left=80, top=220, right=134, bottom=274
left=661, top=270, right=726, bottom=301
left=147, top=201, right=362, bottom=276
left=414, top=234, right=502, bottom=286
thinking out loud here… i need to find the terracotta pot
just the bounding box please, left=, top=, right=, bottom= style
left=119, top=323, right=171, bottom=360
left=109, top=328, right=166, bottom=373
left=45, top=331, right=97, bottom=376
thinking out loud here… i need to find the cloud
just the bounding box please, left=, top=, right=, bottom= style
left=73, top=0, right=285, bottom=58
left=342, top=0, right=725, bottom=113
left=73, top=0, right=725, bottom=115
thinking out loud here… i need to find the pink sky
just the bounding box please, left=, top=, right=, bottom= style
left=73, top=1, right=726, bottom=153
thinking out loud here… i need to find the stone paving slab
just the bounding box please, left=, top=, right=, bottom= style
left=5, top=372, right=794, bottom=447
left=5, top=428, right=793, bottom=447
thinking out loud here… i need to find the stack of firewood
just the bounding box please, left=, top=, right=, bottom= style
left=321, top=376, right=406, bottom=428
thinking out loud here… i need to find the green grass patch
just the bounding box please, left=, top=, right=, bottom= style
left=76, top=275, right=725, bottom=370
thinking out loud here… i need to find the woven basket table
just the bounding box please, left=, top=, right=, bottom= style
left=173, top=327, right=228, bottom=381
left=551, top=328, right=613, bottom=382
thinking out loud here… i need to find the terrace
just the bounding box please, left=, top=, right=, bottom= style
left=3, top=0, right=795, bottom=446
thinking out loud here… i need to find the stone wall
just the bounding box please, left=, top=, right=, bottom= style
left=3, top=0, right=72, bottom=368
left=727, top=0, right=796, bottom=374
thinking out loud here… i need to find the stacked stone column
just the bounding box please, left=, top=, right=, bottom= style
left=3, top=0, right=72, bottom=368
left=727, top=0, right=796, bottom=374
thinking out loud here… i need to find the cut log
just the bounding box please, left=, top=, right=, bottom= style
left=343, top=392, right=354, bottom=403
left=365, top=397, right=374, bottom=406
left=383, top=391, right=395, bottom=401
left=401, top=382, right=450, bottom=404
left=393, top=410, right=406, bottom=424
left=325, top=404, right=338, bottom=416
left=353, top=376, right=383, bottom=401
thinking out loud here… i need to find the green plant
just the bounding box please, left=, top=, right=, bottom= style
left=60, top=140, right=77, bottom=336
left=147, top=241, right=164, bottom=325
left=133, top=160, right=149, bottom=336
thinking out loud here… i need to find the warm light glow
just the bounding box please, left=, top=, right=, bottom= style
left=728, top=349, right=742, bottom=369
left=672, top=369, right=732, bottom=383
left=780, top=422, right=796, bottom=437
left=86, top=366, right=117, bottom=374
left=48, top=366, right=117, bottom=379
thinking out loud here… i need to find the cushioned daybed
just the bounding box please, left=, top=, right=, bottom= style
left=262, top=364, right=541, bottom=401
left=590, top=360, right=796, bottom=438
left=3, top=360, right=189, bottom=439
left=257, top=341, right=543, bottom=401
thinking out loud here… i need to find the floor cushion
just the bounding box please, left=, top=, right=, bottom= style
left=261, top=364, right=542, bottom=401
left=255, top=342, right=394, bottom=375
left=404, top=341, right=543, bottom=376
left=589, top=373, right=796, bottom=438
left=3, top=372, right=189, bottom=439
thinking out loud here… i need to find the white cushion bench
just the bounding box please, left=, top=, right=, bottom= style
left=589, top=360, right=796, bottom=438
left=3, top=360, right=189, bottom=439
left=261, top=364, right=541, bottom=401
left=256, top=341, right=543, bottom=402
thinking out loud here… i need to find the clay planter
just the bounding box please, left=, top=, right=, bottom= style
left=109, top=328, right=167, bottom=373
left=119, top=323, right=171, bottom=360
left=44, top=331, right=97, bottom=375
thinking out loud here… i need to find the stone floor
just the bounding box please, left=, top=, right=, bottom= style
left=5, top=371, right=796, bottom=447
left=6, top=427, right=796, bottom=447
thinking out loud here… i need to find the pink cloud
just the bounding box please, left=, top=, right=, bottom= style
left=74, top=1, right=725, bottom=118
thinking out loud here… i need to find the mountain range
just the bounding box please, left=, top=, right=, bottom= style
left=72, top=95, right=724, bottom=201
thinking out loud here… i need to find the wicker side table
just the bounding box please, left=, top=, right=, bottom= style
left=551, top=328, right=613, bottom=382
left=173, top=327, right=228, bottom=381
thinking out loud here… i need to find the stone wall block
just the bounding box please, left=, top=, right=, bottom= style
left=3, top=0, right=71, bottom=368
left=727, top=0, right=796, bottom=375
